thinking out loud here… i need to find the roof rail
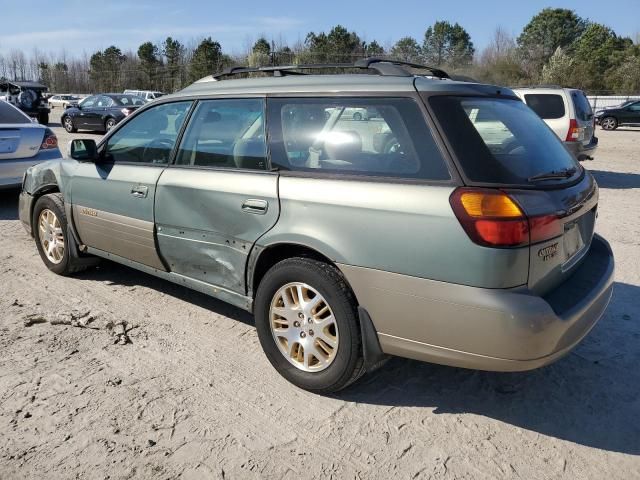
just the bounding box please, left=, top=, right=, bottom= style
left=211, top=58, right=450, bottom=80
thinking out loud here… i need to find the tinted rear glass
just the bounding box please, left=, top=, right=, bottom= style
left=0, top=100, right=30, bottom=123
left=571, top=91, right=593, bottom=121
left=429, top=96, right=579, bottom=186
left=524, top=94, right=565, bottom=119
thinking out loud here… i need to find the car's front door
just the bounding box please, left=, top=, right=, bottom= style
left=154, top=98, right=279, bottom=294
left=75, top=95, right=97, bottom=129
left=627, top=101, right=640, bottom=124
left=70, top=100, right=193, bottom=269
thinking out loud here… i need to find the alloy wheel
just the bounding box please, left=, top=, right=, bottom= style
left=601, top=117, right=616, bottom=130
left=64, top=117, right=73, bottom=132
left=38, top=208, right=65, bottom=264
left=269, top=282, right=339, bottom=372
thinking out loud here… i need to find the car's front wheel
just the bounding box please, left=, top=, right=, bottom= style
left=601, top=116, right=618, bottom=130
left=105, top=118, right=116, bottom=132
left=33, top=193, right=95, bottom=276
left=63, top=116, right=77, bottom=133
left=255, top=257, right=365, bottom=393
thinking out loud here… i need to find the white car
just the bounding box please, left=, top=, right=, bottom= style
left=512, top=87, right=598, bottom=160
left=0, top=100, right=62, bottom=189
left=48, top=94, right=80, bottom=109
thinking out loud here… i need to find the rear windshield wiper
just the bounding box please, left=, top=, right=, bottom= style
left=528, top=167, right=577, bottom=182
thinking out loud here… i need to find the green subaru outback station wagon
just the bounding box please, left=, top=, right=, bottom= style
left=19, top=59, right=614, bottom=393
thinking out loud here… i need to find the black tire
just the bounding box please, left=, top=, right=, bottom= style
left=63, top=116, right=77, bottom=133
left=38, top=112, right=49, bottom=125
left=601, top=116, right=618, bottom=130
left=254, top=257, right=365, bottom=393
left=352, top=112, right=363, bottom=121
left=33, top=193, right=96, bottom=276
left=105, top=118, right=116, bottom=132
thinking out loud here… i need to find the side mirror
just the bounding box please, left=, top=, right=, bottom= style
left=69, top=139, right=98, bottom=161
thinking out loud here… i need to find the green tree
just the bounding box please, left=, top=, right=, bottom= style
left=366, top=40, right=384, bottom=57
left=571, top=23, right=631, bottom=90
left=390, top=37, right=422, bottom=63
left=517, top=8, right=587, bottom=77
left=162, top=37, right=184, bottom=91
left=607, top=48, right=640, bottom=93
left=137, top=41, right=161, bottom=89
left=422, top=21, right=475, bottom=67
left=189, top=37, right=223, bottom=82
left=304, top=25, right=363, bottom=63
left=89, top=46, right=125, bottom=91
left=248, top=37, right=271, bottom=67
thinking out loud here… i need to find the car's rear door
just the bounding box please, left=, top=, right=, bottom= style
left=154, top=98, right=279, bottom=295
left=70, top=100, right=193, bottom=269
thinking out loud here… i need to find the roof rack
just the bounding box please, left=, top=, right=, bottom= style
left=212, top=58, right=450, bottom=80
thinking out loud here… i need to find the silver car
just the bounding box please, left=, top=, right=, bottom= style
left=18, top=60, right=614, bottom=393
left=0, top=100, right=61, bottom=189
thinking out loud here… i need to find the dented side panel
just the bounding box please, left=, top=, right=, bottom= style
left=154, top=168, right=279, bottom=295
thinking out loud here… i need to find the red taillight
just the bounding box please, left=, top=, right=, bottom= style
left=450, top=188, right=562, bottom=248
left=565, top=119, right=583, bottom=142
left=40, top=128, right=58, bottom=150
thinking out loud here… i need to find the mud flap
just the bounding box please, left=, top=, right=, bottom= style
left=358, top=306, right=388, bottom=372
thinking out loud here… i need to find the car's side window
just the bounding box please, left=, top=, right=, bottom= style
left=80, top=96, right=97, bottom=108
left=267, top=97, right=450, bottom=180
left=104, top=101, right=192, bottom=165
left=175, top=99, right=267, bottom=170
left=96, top=96, right=113, bottom=108
left=629, top=102, right=640, bottom=112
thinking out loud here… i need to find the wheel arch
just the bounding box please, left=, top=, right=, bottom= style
left=248, top=242, right=339, bottom=300
left=247, top=241, right=387, bottom=372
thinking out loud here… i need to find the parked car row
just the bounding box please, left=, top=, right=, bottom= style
left=17, top=59, right=614, bottom=393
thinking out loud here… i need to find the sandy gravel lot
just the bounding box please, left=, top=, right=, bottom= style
left=0, top=112, right=639, bottom=479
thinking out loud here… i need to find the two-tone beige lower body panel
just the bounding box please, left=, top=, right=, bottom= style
left=72, top=205, right=165, bottom=271
left=338, top=235, right=615, bottom=372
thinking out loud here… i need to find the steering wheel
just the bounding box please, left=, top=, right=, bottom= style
left=142, top=138, right=175, bottom=164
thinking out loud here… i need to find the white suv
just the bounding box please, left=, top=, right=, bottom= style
left=513, top=87, right=598, bottom=161
left=122, top=90, right=165, bottom=102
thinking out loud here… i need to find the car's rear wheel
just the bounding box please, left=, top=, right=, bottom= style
left=255, top=257, right=365, bottom=393
left=105, top=118, right=116, bottom=132
left=352, top=112, right=363, bottom=121
left=63, top=116, right=77, bottom=133
left=33, top=193, right=95, bottom=276
left=601, top=116, right=618, bottom=130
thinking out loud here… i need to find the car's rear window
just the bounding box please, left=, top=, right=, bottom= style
left=429, top=96, right=579, bottom=186
left=523, top=94, right=565, bottom=119
left=0, top=100, right=31, bottom=124
left=571, top=91, right=593, bottom=121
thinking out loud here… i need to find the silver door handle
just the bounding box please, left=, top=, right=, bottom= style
left=241, top=199, right=268, bottom=214
left=130, top=185, right=148, bottom=198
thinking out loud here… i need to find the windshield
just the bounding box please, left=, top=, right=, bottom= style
left=429, top=96, right=580, bottom=186
left=0, top=100, right=31, bottom=123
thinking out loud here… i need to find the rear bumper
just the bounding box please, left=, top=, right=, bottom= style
left=18, top=190, right=34, bottom=236
left=0, top=159, right=39, bottom=189
left=339, top=234, right=614, bottom=371
left=565, top=136, right=598, bottom=160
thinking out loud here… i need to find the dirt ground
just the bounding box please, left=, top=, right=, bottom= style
left=0, top=113, right=639, bottom=479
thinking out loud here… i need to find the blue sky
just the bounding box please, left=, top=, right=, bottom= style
left=0, top=0, right=638, bottom=57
